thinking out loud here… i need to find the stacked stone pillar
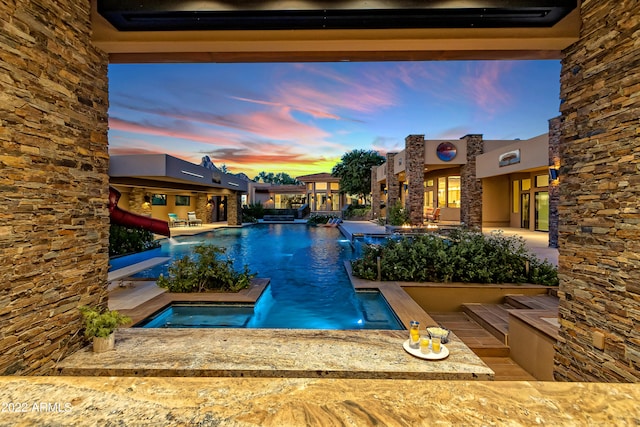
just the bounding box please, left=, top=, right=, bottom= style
left=459, top=135, right=484, bottom=229
left=405, top=135, right=426, bottom=226
left=0, top=1, right=109, bottom=375
left=370, top=168, right=381, bottom=220
left=385, top=153, right=400, bottom=218
left=548, top=116, right=561, bottom=249
left=129, top=188, right=152, bottom=216
left=554, top=0, right=640, bottom=382
left=195, top=194, right=209, bottom=224
left=227, top=192, right=243, bottom=226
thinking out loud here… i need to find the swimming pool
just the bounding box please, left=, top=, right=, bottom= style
left=135, top=290, right=402, bottom=329
left=111, top=224, right=404, bottom=329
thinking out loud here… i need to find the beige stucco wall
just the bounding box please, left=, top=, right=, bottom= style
left=476, top=134, right=549, bottom=179
left=482, top=175, right=511, bottom=227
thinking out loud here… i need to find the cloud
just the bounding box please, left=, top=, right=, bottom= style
left=109, top=116, right=244, bottom=147
left=111, top=98, right=332, bottom=144
left=278, top=64, right=398, bottom=115
left=229, top=95, right=344, bottom=121
left=460, top=62, right=514, bottom=114
left=433, top=126, right=472, bottom=139
left=370, top=136, right=404, bottom=156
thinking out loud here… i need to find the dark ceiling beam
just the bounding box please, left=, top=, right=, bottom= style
left=97, top=0, right=578, bottom=31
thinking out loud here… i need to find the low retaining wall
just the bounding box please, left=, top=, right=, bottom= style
left=401, top=283, right=551, bottom=312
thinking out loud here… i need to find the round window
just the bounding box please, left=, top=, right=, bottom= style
left=436, top=142, right=457, bottom=162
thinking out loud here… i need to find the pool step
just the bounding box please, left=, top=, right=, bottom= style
left=461, top=303, right=513, bottom=345
left=108, top=257, right=171, bottom=283
left=429, top=312, right=510, bottom=357
left=504, top=294, right=559, bottom=310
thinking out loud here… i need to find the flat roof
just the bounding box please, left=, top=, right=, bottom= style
left=109, top=154, right=248, bottom=193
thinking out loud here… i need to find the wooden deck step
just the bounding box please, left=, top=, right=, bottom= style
left=480, top=357, right=536, bottom=381
left=462, top=303, right=512, bottom=345
left=505, top=294, right=559, bottom=311
left=429, top=312, right=510, bottom=357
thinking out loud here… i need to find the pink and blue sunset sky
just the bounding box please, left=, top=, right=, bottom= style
left=108, top=60, right=561, bottom=179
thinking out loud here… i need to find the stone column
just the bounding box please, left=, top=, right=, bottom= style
left=459, top=134, right=484, bottom=229
left=548, top=116, right=561, bottom=249
left=0, top=0, right=109, bottom=375
left=227, top=192, right=243, bottom=226
left=370, top=168, right=381, bottom=220
left=553, top=0, right=640, bottom=382
left=405, top=135, right=426, bottom=226
left=386, top=152, right=400, bottom=218
left=129, top=188, right=151, bottom=216
left=195, top=194, right=209, bottom=224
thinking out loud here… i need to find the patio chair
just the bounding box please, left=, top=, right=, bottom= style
left=168, top=213, right=187, bottom=227
left=426, top=207, right=441, bottom=223
left=187, top=211, right=203, bottom=226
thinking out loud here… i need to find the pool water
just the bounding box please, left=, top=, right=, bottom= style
left=136, top=290, right=401, bottom=329
left=111, top=224, right=404, bottom=330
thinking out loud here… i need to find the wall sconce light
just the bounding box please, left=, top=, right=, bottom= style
left=327, top=195, right=332, bottom=200
left=207, top=198, right=215, bottom=207
left=383, top=190, right=388, bottom=195
left=142, top=195, right=151, bottom=208
left=403, top=184, right=408, bottom=191
left=549, top=166, right=559, bottom=181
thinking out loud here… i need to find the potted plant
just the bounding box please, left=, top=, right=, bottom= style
left=79, top=306, right=131, bottom=353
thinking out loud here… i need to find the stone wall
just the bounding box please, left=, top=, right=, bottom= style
left=370, top=168, right=381, bottom=220
left=554, top=0, right=640, bottom=382
left=385, top=153, right=400, bottom=216
left=0, top=1, right=109, bottom=375
left=128, top=188, right=151, bottom=216
left=405, top=135, right=425, bottom=226
left=194, top=194, right=209, bottom=224
left=460, top=135, right=484, bottom=228
left=227, top=193, right=242, bottom=226
left=548, top=116, right=561, bottom=249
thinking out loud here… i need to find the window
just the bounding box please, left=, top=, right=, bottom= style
left=522, top=178, right=531, bottom=191
left=330, top=182, right=340, bottom=190
left=424, top=190, right=434, bottom=217
left=315, top=182, right=327, bottom=190
left=437, top=177, right=446, bottom=208
left=447, top=176, right=460, bottom=208
left=436, top=175, right=461, bottom=208
left=535, top=174, right=549, bottom=188
left=175, top=195, right=190, bottom=206
left=151, top=194, right=167, bottom=206
left=513, top=180, right=520, bottom=213
left=535, top=192, right=550, bottom=231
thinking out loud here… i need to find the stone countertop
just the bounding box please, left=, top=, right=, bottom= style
left=1, top=376, right=638, bottom=426
left=56, top=328, right=493, bottom=380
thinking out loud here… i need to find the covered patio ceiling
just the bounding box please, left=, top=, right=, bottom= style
left=91, top=0, right=580, bottom=63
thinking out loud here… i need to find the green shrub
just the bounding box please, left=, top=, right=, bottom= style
left=156, top=244, right=255, bottom=292
left=351, top=229, right=558, bottom=285
left=243, top=202, right=265, bottom=220
left=344, top=205, right=371, bottom=219
left=387, top=201, right=410, bottom=226
left=79, top=306, right=131, bottom=338
left=109, top=224, right=160, bottom=257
